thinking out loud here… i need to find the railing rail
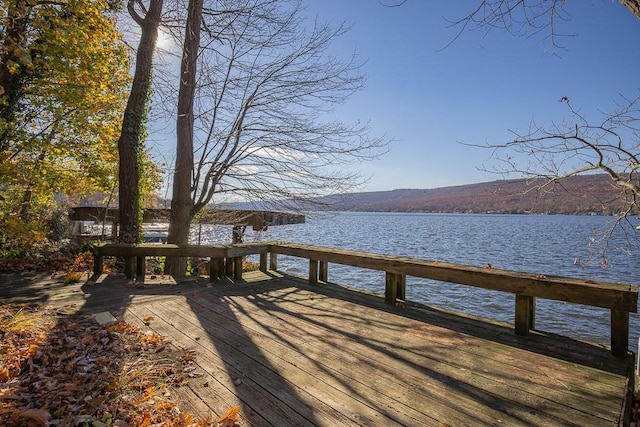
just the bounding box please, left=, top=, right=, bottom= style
left=92, top=241, right=638, bottom=357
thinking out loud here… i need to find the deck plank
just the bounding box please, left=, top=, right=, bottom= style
left=129, top=299, right=395, bottom=426
left=124, top=304, right=283, bottom=426
left=157, top=289, right=517, bottom=425
left=177, top=279, right=622, bottom=425
left=0, top=271, right=632, bottom=426
left=253, top=281, right=627, bottom=395
left=150, top=297, right=445, bottom=425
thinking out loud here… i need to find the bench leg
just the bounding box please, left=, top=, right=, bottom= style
left=93, top=251, right=103, bottom=276
left=124, top=257, right=135, bottom=280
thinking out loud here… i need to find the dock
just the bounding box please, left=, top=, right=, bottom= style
left=0, top=268, right=634, bottom=426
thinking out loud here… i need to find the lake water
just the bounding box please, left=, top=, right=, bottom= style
left=195, top=212, right=640, bottom=351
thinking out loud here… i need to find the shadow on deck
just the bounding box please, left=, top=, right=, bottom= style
left=0, top=270, right=634, bottom=426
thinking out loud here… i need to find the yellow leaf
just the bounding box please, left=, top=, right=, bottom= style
left=217, top=406, right=240, bottom=426
left=138, top=412, right=152, bottom=427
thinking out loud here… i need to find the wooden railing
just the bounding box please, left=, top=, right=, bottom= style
left=92, top=241, right=638, bottom=357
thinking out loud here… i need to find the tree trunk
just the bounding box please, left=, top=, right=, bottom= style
left=165, top=0, right=203, bottom=276
left=117, top=0, right=163, bottom=254
left=0, top=2, right=32, bottom=150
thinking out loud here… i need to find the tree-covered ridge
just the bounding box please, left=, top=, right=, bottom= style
left=324, top=175, right=633, bottom=215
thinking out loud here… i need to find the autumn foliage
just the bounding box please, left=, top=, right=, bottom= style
left=0, top=1, right=130, bottom=206
left=0, top=1, right=162, bottom=256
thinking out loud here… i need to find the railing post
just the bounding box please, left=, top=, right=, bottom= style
left=611, top=309, right=629, bottom=357
left=515, top=294, right=535, bottom=336
left=309, top=259, right=318, bottom=284
left=225, top=257, right=234, bottom=277
left=124, top=256, right=135, bottom=280
left=397, top=274, right=406, bottom=301
left=269, top=252, right=277, bottom=271
left=319, top=261, right=328, bottom=282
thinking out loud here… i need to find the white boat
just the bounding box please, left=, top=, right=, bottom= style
left=143, top=223, right=169, bottom=243
left=143, top=231, right=168, bottom=243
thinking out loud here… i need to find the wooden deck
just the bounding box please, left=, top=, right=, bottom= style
left=0, top=270, right=634, bottom=426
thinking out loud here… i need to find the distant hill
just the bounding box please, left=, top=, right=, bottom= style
left=315, top=174, right=632, bottom=215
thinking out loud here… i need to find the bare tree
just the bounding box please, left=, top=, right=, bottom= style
left=446, top=1, right=640, bottom=256
left=192, top=1, right=386, bottom=208
left=478, top=94, right=639, bottom=216
left=165, top=0, right=388, bottom=274
left=624, top=0, right=640, bottom=18
left=165, top=0, right=202, bottom=275
left=447, top=1, right=639, bottom=199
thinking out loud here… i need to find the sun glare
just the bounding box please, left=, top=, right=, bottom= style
left=155, top=28, right=174, bottom=52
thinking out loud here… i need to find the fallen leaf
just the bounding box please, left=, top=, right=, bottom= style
left=138, top=411, right=152, bottom=427
left=19, top=408, right=50, bottom=423
left=0, top=304, right=212, bottom=426
left=217, top=406, right=240, bottom=427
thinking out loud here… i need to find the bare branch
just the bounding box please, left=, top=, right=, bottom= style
left=186, top=0, right=389, bottom=214
left=440, top=0, right=575, bottom=53
left=127, top=0, right=146, bottom=25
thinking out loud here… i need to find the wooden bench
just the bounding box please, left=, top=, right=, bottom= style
left=92, top=243, right=269, bottom=280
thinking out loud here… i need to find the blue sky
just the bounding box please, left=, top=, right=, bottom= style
left=298, top=1, right=640, bottom=191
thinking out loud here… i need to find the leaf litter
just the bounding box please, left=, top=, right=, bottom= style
left=0, top=303, right=240, bottom=426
